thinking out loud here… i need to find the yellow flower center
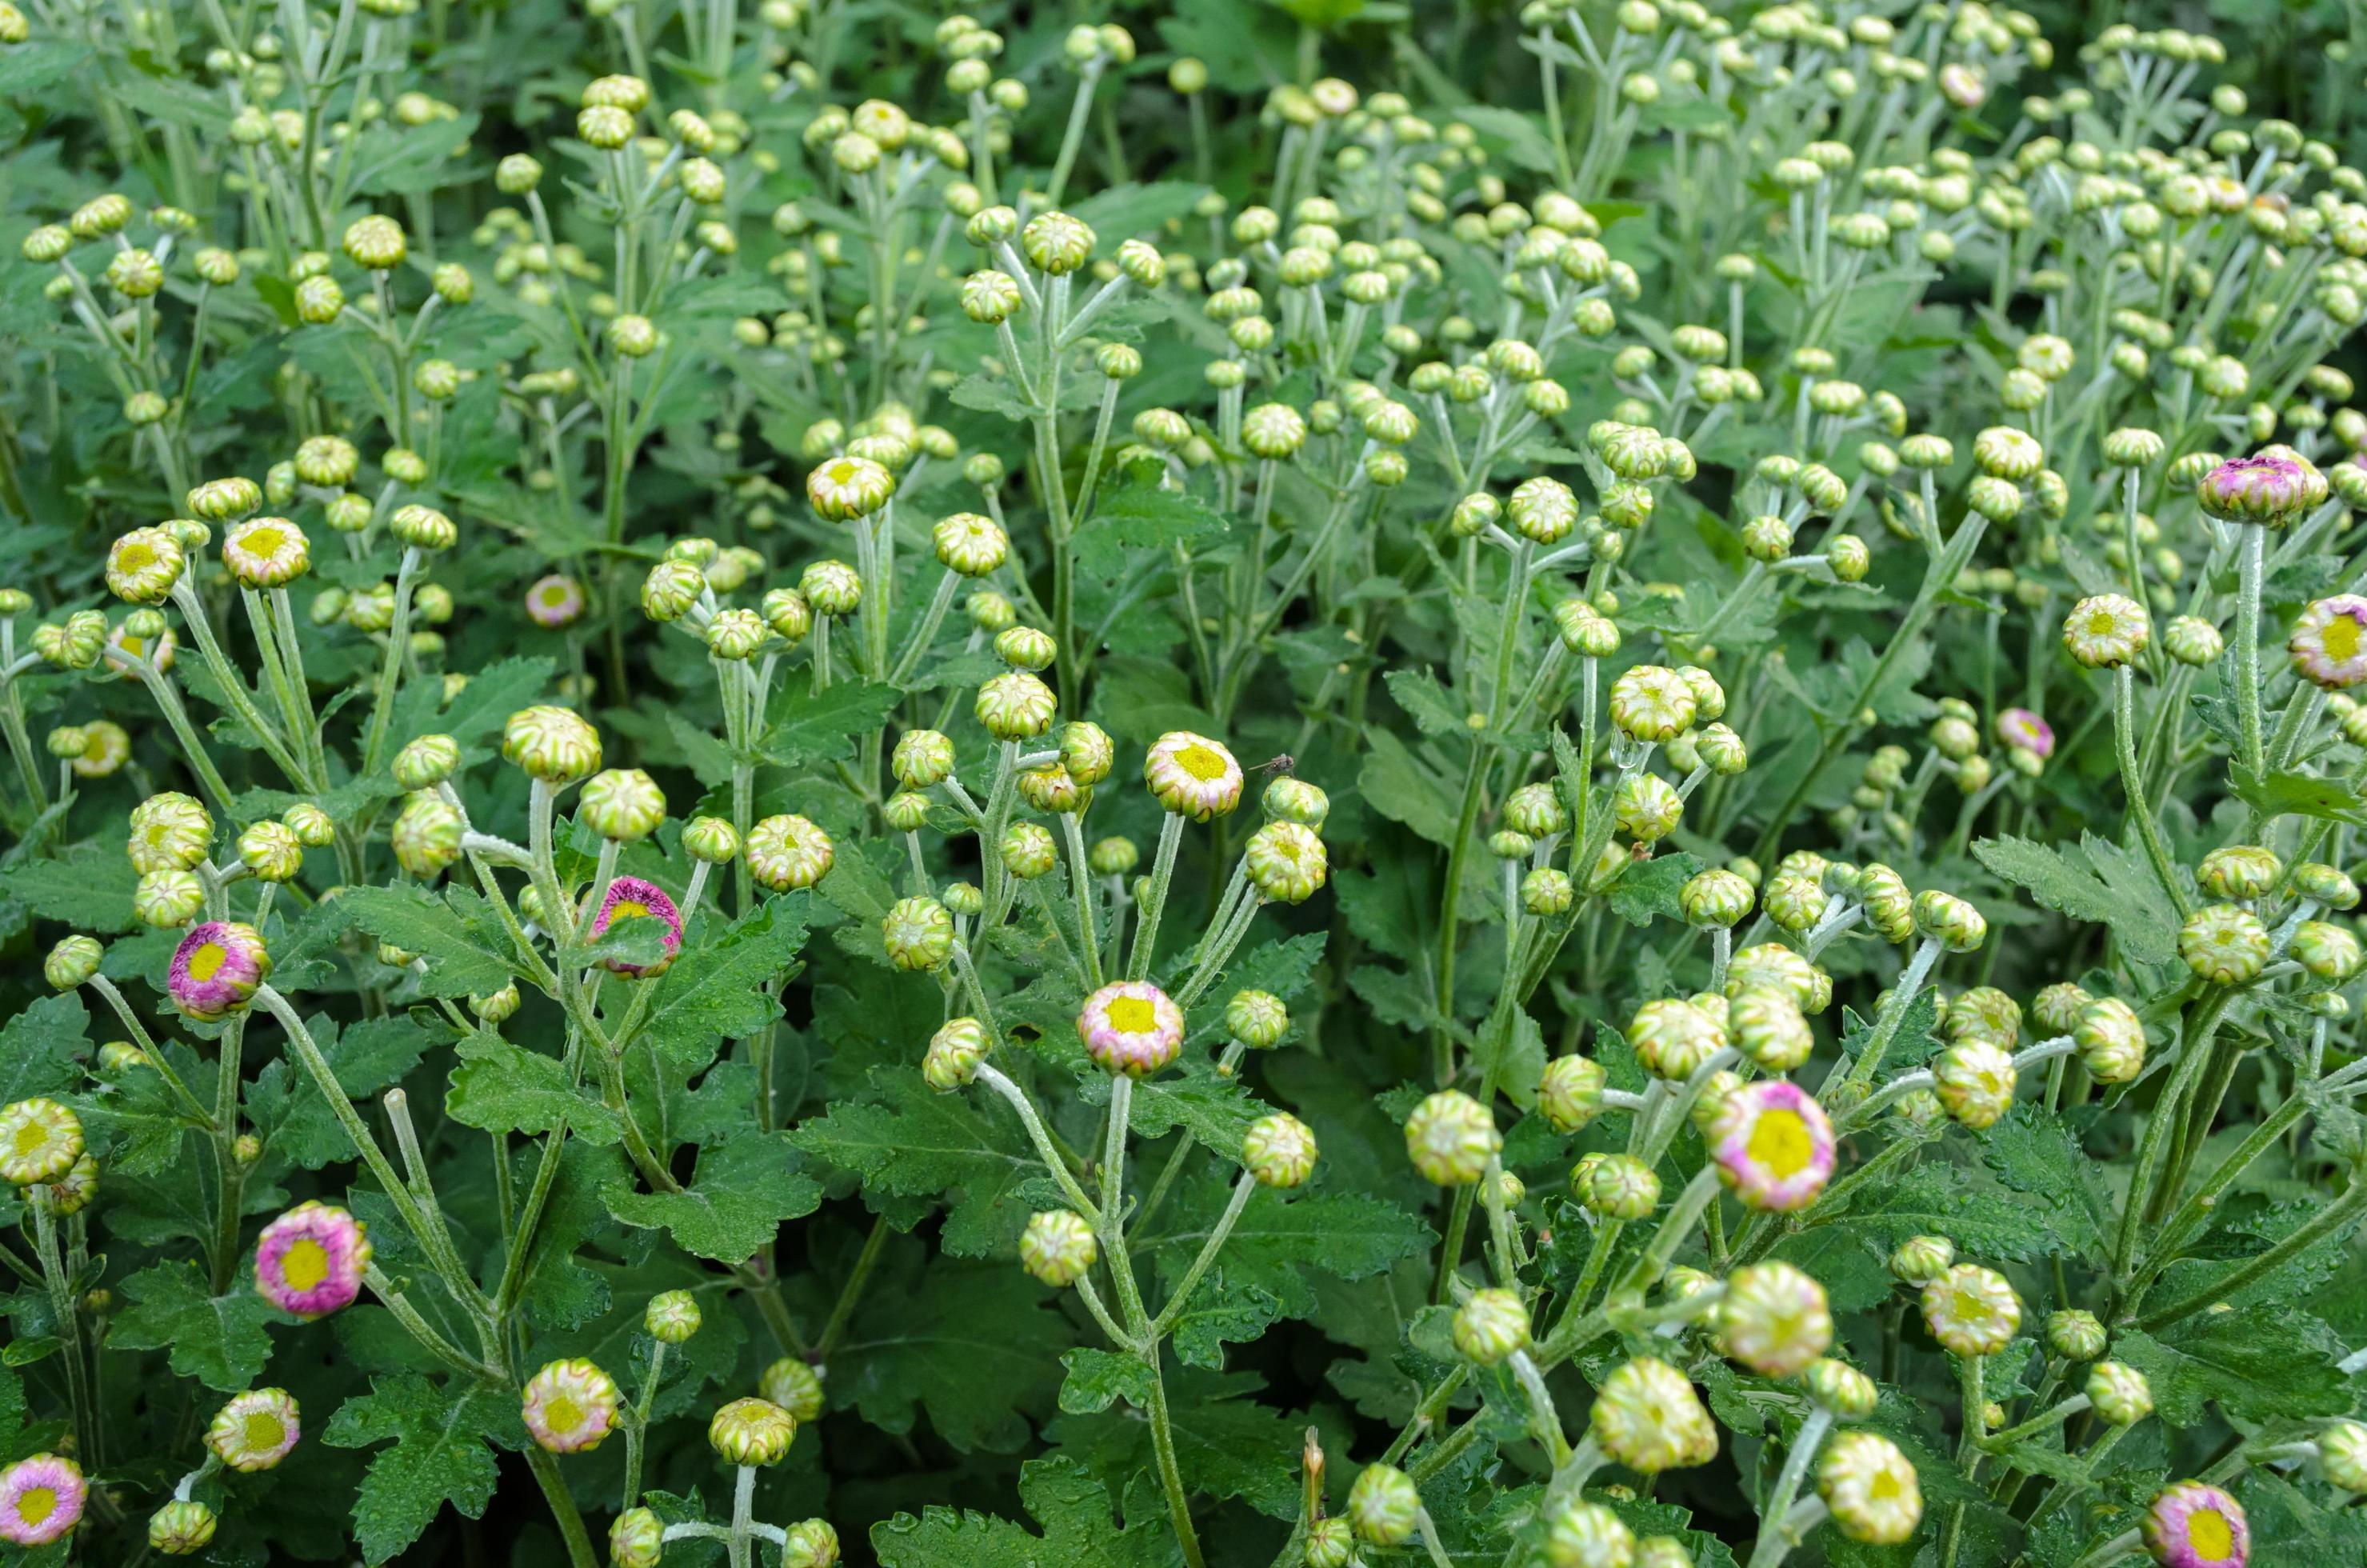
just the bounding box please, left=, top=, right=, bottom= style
left=14, top=1122, right=48, bottom=1157
left=281, top=1237, right=331, bottom=1292
left=2086, top=610, right=2117, bottom=636
left=2325, top=614, right=2364, bottom=663
left=244, top=1412, right=285, bottom=1453
left=610, top=899, right=650, bottom=923
left=546, top=1394, right=584, bottom=1434
left=1869, top=1468, right=1901, bottom=1501
left=1176, top=744, right=1229, bottom=782
left=16, top=1486, right=55, bottom=1526
left=1107, top=997, right=1158, bottom=1034
left=82, top=733, right=108, bottom=761
left=1745, top=1108, right=1814, bottom=1177
left=242, top=525, right=286, bottom=558
left=118, top=541, right=155, bottom=572
left=1952, top=1289, right=1985, bottom=1320
left=2189, top=1508, right=2234, bottom=1560
left=189, top=942, right=230, bottom=982
left=538, top=584, right=571, bottom=606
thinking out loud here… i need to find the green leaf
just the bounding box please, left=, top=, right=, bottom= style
left=1056, top=1348, right=1158, bottom=1414
left=2114, top=1308, right=2359, bottom=1426
left=1069, top=180, right=1214, bottom=239
left=445, top=1030, right=624, bottom=1144
left=639, top=897, right=810, bottom=1065
left=790, top=1068, right=1044, bottom=1256
left=0, top=40, right=90, bottom=93
left=1358, top=729, right=1459, bottom=846
left=1606, top=851, right=1705, bottom=927
left=329, top=884, right=515, bottom=997
left=760, top=677, right=901, bottom=766
left=1384, top=667, right=1473, bottom=738
left=1981, top=1106, right=2107, bottom=1259
left=2228, top=766, right=2367, bottom=827
left=835, top=1254, right=1074, bottom=1452
left=321, top=1374, right=514, bottom=1563
left=0, top=992, right=88, bottom=1103
left=1072, top=478, right=1230, bottom=577
left=1973, top=833, right=2181, bottom=966
left=107, top=1260, right=275, bottom=1391
left=601, top=1130, right=820, bottom=1262
left=1813, top=1160, right=2062, bottom=1260
left=1047, top=1366, right=1315, bottom=1518
left=1139, top=1168, right=1429, bottom=1367
left=872, top=1454, right=1173, bottom=1567
left=0, top=841, right=141, bottom=932
left=248, top=1014, right=433, bottom=1170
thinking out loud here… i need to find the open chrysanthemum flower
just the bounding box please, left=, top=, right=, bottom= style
left=523, top=1358, right=622, bottom=1453
left=0, top=1098, right=82, bottom=1186
left=207, top=1387, right=302, bottom=1470
left=0, top=1453, right=85, bottom=1546
left=2289, top=595, right=2367, bottom=689
left=591, top=876, right=684, bottom=977
left=168, top=920, right=270, bottom=1020
left=1994, top=706, right=2053, bottom=758
left=525, top=572, right=586, bottom=627
left=2143, top=1481, right=2249, bottom=1567
left=255, top=1200, right=370, bottom=1318
left=1708, top=1080, right=1835, bottom=1210
left=1145, top=731, right=1243, bottom=819
left=1076, top=981, right=1184, bottom=1077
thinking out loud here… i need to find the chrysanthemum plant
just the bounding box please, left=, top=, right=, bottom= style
left=4, top=0, right=2367, bottom=1563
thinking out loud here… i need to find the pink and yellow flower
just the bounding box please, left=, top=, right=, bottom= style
left=591, top=876, right=684, bottom=977
left=522, top=1358, right=621, bottom=1453
left=2289, top=595, right=2367, bottom=690
left=526, top=573, right=587, bottom=628
left=1994, top=706, right=2054, bottom=758
left=168, top=920, right=270, bottom=1020
left=2143, top=1481, right=2248, bottom=1568
left=0, top=1453, right=85, bottom=1546
left=255, top=1200, right=370, bottom=1318
left=1708, top=1080, right=1835, bottom=1211
left=1076, top=981, right=1185, bottom=1077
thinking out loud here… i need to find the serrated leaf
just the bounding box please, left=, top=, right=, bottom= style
left=445, top=1030, right=624, bottom=1144
left=1973, top=833, right=2180, bottom=966
left=1981, top=1106, right=2107, bottom=1258
left=638, top=897, right=810, bottom=1064
left=248, top=1014, right=433, bottom=1170
left=872, top=1454, right=1174, bottom=1567
left=328, top=884, right=515, bottom=997
left=602, top=1130, right=819, bottom=1262
left=1358, top=728, right=1459, bottom=846
left=1385, top=666, right=1471, bottom=738
left=1813, top=1161, right=2062, bottom=1260
left=0, top=992, right=88, bottom=1103
left=2115, top=1308, right=2358, bottom=1426
left=1057, top=1348, right=1158, bottom=1414
left=790, top=1067, right=1042, bottom=1255
left=760, top=677, right=900, bottom=765
left=835, top=1254, right=1074, bottom=1452
left=1072, top=479, right=1230, bottom=577
left=321, top=1374, right=513, bottom=1563
left=107, top=1259, right=275, bottom=1391
left=1606, top=851, right=1704, bottom=927
left=0, top=841, right=140, bottom=932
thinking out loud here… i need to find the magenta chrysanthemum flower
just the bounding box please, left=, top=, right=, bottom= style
left=1708, top=1080, right=1836, bottom=1211
left=169, top=920, right=270, bottom=1021
left=2196, top=453, right=2312, bottom=526
left=255, top=1200, right=370, bottom=1318
left=1994, top=706, right=2054, bottom=758
left=0, top=1453, right=85, bottom=1546
left=2143, top=1481, right=2248, bottom=1568
left=591, top=876, right=684, bottom=978
left=2289, top=596, right=2367, bottom=690
left=1075, top=981, right=1185, bottom=1077
left=522, top=1358, right=621, bottom=1453
left=526, top=572, right=587, bottom=628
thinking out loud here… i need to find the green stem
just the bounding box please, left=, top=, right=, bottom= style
left=2114, top=664, right=2193, bottom=918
